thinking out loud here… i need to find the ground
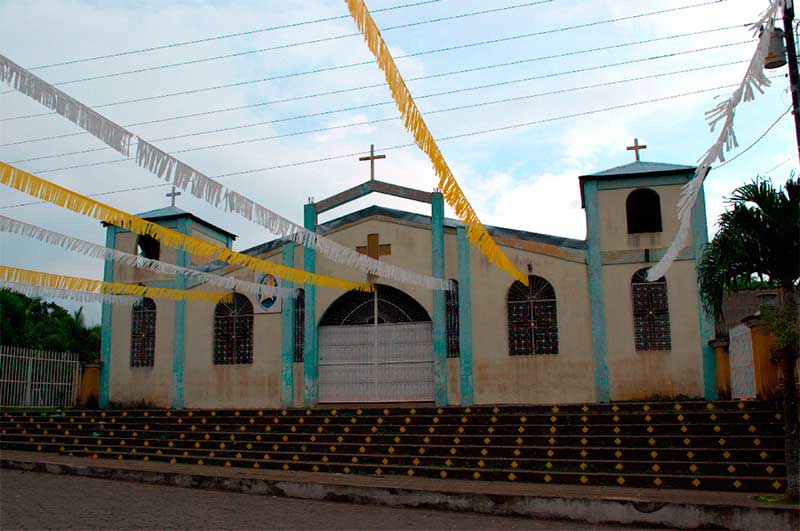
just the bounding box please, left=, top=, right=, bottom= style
left=0, top=469, right=661, bottom=530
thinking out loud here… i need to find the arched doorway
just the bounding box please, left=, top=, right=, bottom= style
left=318, top=285, right=433, bottom=402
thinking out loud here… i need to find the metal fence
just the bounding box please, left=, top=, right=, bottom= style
left=0, top=346, right=81, bottom=408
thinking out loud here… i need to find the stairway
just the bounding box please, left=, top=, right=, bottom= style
left=0, top=400, right=787, bottom=493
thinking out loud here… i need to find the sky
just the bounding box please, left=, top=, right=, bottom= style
left=0, top=0, right=797, bottom=325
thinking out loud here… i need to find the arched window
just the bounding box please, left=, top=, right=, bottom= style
left=507, top=275, right=558, bottom=355
left=214, top=293, right=254, bottom=365
left=631, top=269, right=671, bottom=351
left=136, top=235, right=160, bottom=260
left=626, top=188, right=663, bottom=233
left=294, top=288, right=304, bottom=363
left=130, top=298, right=156, bottom=367
left=446, top=279, right=460, bottom=358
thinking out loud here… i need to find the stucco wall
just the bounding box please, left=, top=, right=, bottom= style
left=108, top=299, right=174, bottom=407
left=598, top=185, right=685, bottom=252
left=603, top=261, right=704, bottom=400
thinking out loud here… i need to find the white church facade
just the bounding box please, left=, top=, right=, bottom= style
left=100, top=160, right=717, bottom=409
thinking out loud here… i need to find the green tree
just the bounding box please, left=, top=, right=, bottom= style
left=697, top=175, right=799, bottom=500
left=0, top=289, right=101, bottom=363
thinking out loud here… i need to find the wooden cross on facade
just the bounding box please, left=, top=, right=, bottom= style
left=357, top=233, right=391, bottom=260
left=626, top=138, right=647, bottom=161
left=359, top=144, right=386, bottom=180
left=357, top=233, right=391, bottom=282
left=166, top=185, right=182, bottom=207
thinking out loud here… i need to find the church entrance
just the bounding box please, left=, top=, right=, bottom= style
left=318, top=285, right=434, bottom=403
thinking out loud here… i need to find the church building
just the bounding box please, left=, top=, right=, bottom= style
left=100, top=158, right=717, bottom=409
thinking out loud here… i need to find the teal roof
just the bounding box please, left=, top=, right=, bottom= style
left=132, top=206, right=237, bottom=240
left=583, top=161, right=695, bottom=178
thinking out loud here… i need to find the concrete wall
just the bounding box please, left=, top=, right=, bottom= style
left=596, top=183, right=705, bottom=400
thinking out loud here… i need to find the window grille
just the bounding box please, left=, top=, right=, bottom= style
left=446, top=279, right=460, bottom=358
left=507, top=275, right=558, bottom=355
left=130, top=298, right=156, bottom=367
left=294, top=289, right=304, bottom=363
left=626, top=188, right=663, bottom=233
left=632, top=269, right=672, bottom=351
left=213, top=293, right=254, bottom=365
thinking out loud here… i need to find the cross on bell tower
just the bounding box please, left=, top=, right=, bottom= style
left=626, top=138, right=647, bottom=161
left=166, top=185, right=181, bottom=207
left=359, top=144, right=386, bottom=180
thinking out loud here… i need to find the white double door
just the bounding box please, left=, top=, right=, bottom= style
left=318, top=321, right=434, bottom=403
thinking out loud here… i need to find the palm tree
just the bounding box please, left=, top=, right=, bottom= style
left=697, top=175, right=799, bottom=500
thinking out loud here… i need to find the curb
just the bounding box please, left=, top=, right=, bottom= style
left=2, top=454, right=797, bottom=530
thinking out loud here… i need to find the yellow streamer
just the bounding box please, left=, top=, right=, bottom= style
left=344, top=0, right=528, bottom=285
left=0, top=162, right=371, bottom=293
left=0, top=266, right=234, bottom=304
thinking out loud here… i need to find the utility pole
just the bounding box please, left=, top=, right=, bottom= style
left=783, top=0, right=800, bottom=162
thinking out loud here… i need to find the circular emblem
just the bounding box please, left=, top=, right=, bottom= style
left=257, top=273, right=279, bottom=310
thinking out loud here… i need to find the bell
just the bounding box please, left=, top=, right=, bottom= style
left=764, top=27, right=787, bottom=70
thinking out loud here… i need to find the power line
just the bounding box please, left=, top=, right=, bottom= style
left=0, top=0, right=730, bottom=120
left=2, top=1, right=554, bottom=92
left=1, top=77, right=774, bottom=211
left=715, top=106, right=793, bottom=168
left=9, top=41, right=750, bottom=165
left=0, top=22, right=748, bottom=145
left=0, top=183, right=168, bottom=210
left=28, top=0, right=444, bottom=70
left=18, top=75, right=765, bottom=183
left=762, top=156, right=794, bottom=174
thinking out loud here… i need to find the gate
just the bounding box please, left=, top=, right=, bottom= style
left=318, top=285, right=434, bottom=403
left=0, top=346, right=81, bottom=408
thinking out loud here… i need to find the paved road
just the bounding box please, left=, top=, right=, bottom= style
left=0, top=469, right=660, bottom=530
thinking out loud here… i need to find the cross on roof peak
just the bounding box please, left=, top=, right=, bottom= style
left=359, top=144, right=386, bottom=180
left=166, top=185, right=181, bottom=207
left=626, top=138, right=647, bottom=161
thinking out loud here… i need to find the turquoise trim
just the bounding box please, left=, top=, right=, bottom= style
left=596, top=175, right=690, bottom=191
left=303, top=204, right=318, bottom=407
left=583, top=181, right=611, bottom=402
left=431, top=193, right=447, bottom=406
left=171, top=217, right=190, bottom=409
left=280, top=243, right=295, bottom=408
left=456, top=226, right=474, bottom=406
left=690, top=184, right=718, bottom=400
left=99, top=226, right=116, bottom=408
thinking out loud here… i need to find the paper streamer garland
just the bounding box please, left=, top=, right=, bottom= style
left=343, top=0, right=528, bottom=285
left=0, top=56, right=133, bottom=157
left=647, top=0, right=783, bottom=281
left=0, top=54, right=447, bottom=291
left=0, top=162, right=372, bottom=293
left=0, top=281, right=141, bottom=306
left=0, top=266, right=233, bottom=304
left=0, top=215, right=294, bottom=300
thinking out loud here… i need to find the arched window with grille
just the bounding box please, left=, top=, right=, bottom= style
left=507, top=275, right=559, bottom=355
left=130, top=298, right=156, bottom=367
left=214, top=293, right=254, bottom=365
left=626, top=188, right=663, bottom=233
left=294, top=288, right=305, bottom=363
left=446, top=279, right=460, bottom=358
left=631, top=268, right=671, bottom=351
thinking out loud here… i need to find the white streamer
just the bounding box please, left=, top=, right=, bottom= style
left=648, top=0, right=783, bottom=281
left=0, top=55, right=133, bottom=157
left=0, top=215, right=292, bottom=299
left=1, top=54, right=450, bottom=291
left=0, top=281, right=139, bottom=306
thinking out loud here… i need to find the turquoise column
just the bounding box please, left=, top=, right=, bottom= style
left=456, top=226, right=474, bottom=405
left=690, top=183, right=718, bottom=400
left=171, top=217, right=190, bottom=409
left=431, top=192, right=447, bottom=406
left=99, top=226, right=116, bottom=408
left=303, top=204, right=318, bottom=407
left=280, top=242, right=295, bottom=408
left=584, top=181, right=611, bottom=402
